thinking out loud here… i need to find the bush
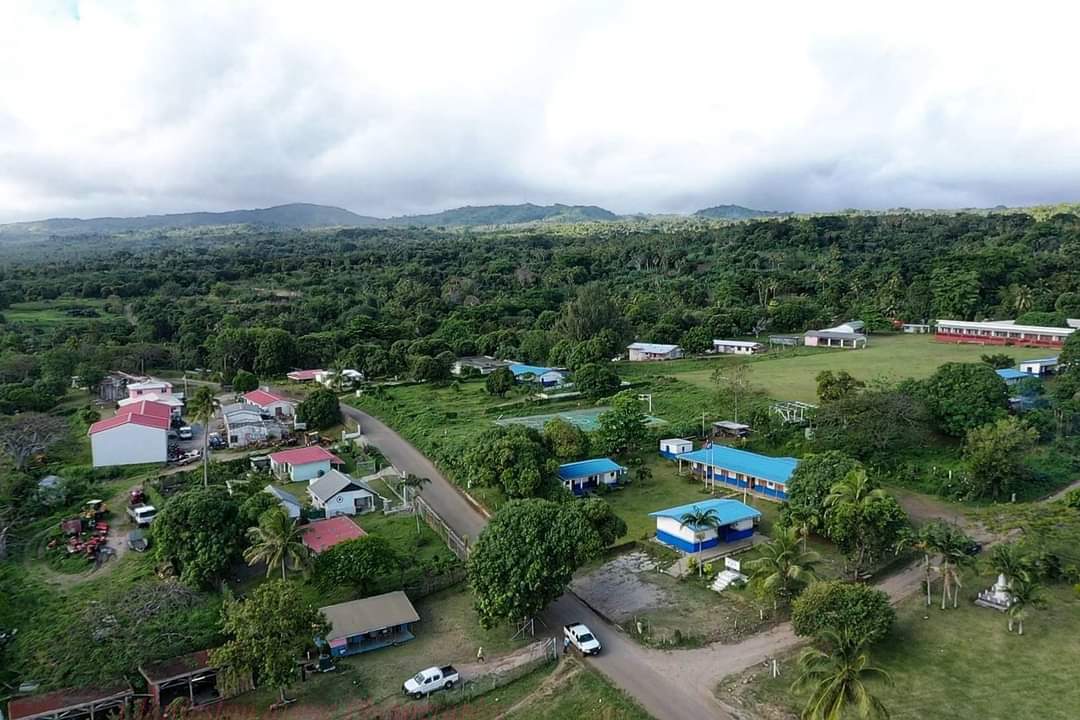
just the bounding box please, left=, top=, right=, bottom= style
left=791, top=580, right=895, bottom=646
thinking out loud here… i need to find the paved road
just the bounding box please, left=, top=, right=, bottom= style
left=341, top=403, right=733, bottom=719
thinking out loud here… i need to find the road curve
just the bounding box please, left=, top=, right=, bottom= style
left=339, top=401, right=734, bottom=720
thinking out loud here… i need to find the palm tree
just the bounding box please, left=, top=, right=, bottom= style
left=1006, top=576, right=1045, bottom=635
left=933, top=525, right=973, bottom=610
left=900, top=523, right=945, bottom=608
left=745, top=528, right=821, bottom=606
left=243, top=508, right=311, bottom=581
left=825, top=469, right=888, bottom=579
left=187, top=386, right=216, bottom=488
left=791, top=629, right=892, bottom=720
left=988, top=543, right=1031, bottom=590
left=329, top=357, right=349, bottom=392
left=679, top=506, right=721, bottom=575
left=786, top=505, right=819, bottom=552
left=401, top=474, right=431, bottom=534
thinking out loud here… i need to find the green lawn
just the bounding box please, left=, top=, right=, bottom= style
left=3, top=298, right=121, bottom=328
left=734, top=579, right=1080, bottom=720
left=504, top=661, right=654, bottom=720
left=621, top=334, right=1030, bottom=403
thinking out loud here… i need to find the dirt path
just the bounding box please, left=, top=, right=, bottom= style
left=495, top=658, right=582, bottom=719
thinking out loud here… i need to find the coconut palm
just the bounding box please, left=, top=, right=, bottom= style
left=329, top=357, right=349, bottom=392
left=791, top=628, right=892, bottom=720
left=679, top=506, right=721, bottom=575
left=825, top=469, right=887, bottom=512
left=786, top=505, right=820, bottom=552
left=1006, top=575, right=1045, bottom=635
left=243, top=508, right=311, bottom=581
left=187, top=386, right=216, bottom=487
left=933, top=524, right=973, bottom=610
left=744, top=527, right=821, bottom=606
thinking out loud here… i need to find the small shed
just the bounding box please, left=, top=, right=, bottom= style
left=711, top=339, right=764, bottom=355
left=7, top=684, right=133, bottom=720
left=712, top=421, right=751, bottom=438
left=768, top=335, right=801, bottom=348
left=139, top=650, right=250, bottom=710
left=659, top=438, right=693, bottom=459
left=265, top=485, right=302, bottom=519
left=901, top=323, right=931, bottom=334
left=320, top=591, right=420, bottom=657
left=1019, top=357, right=1058, bottom=376
left=995, top=368, right=1030, bottom=386
left=626, top=342, right=683, bottom=362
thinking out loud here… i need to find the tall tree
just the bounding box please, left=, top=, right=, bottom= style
left=816, top=370, right=865, bottom=404
left=297, top=388, right=341, bottom=430
left=825, top=470, right=908, bottom=580
left=151, top=486, right=244, bottom=588
left=921, top=362, right=1008, bottom=437
left=1006, top=575, right=1045, bottom=635
left=678, top=506, right=721, bottom=558
left=211, top=580, right=327, bottom=705
left=0, top=413, right=67, bottom=470
left=314, top=536, right=401, bottom=595
left=186, top=385, right=216, bottom=487
left=243, top=508, right=311, bottom=581
left=745, top=528, right=821, bottom=605
left=597, top=391, right=649, bottom=455
left=574, top=363, right=621, bottom=401
left=963, top=416, right=1038, bottom=500
left=791, top=628, right=892, bottom=720
left=711, top=361, right=756, bottom=423
left=791, top=581, right=895, bottom=646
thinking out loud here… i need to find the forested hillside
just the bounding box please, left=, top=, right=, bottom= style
left=0, top=211, right=1079, bottom=411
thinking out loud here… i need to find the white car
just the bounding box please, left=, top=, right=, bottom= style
left=403, top=665, right=458, bottom=699
left=127, top=504, right=158, bottom=526
left=564, top=623, right=602, bottom=655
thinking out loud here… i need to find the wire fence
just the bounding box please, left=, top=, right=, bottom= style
left=428, top=638, right=558, bottom=709
left=414, top=495, right=470, bottom=560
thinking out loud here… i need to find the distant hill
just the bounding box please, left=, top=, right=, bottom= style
left=0, top=203, right=379, bottom=238
left=388, top=203, right=619, bottom=227
left=693, top=204, right=788, bottom=220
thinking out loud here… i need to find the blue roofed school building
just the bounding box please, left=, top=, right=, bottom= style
left=995, top=368, right=1031, bottom=386
left=1019, top=356, right=1058, bottom=376
left=649, top=498, right=761, bottom=552
left=676, top=445, right=798, bottom=501
left=558, top=458, right=627, bottom=495
left=508, top=363, right=568, bottom=389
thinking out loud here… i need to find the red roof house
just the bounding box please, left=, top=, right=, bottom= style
left=268, top=446, right=344, bottom=482
left=242, top=389, right=295, bottom=417
left=302, top=515, right=367, bottom=553
left=89, top=400, right=171, bottom=467
left=287, top=369, right=323, bottom=382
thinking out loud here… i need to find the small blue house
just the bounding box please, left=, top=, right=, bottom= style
left=676, top=446, right=798, bottom=501
left=319, top=591, right=420, bottom=657
left=558, top=458, right=627, bottom=495
left=996, top=368, right=1031, bottom=386
left=650, top=499, right=761, bottom=552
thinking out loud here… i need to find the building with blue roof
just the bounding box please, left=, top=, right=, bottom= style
left=649, top=498, right=761, bottom=552
left=557, top=458, right=627, bottom=495
left=676, top=445, right=798, bottom=501
left=996, top=368, right=1031, bottom=386
left=1019, top=356, right=1059, bottom=376
left=508, top=363, right=568, bottom=389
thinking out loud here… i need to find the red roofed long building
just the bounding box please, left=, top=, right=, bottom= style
left=89, top=400, right=171, bottom=468
left=302, top=515, right=367, bottom=553
left=7, top=683, right=133, bottom=720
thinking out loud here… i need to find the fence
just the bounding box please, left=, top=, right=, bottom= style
left=414, top=495, right=470, bottom=560
left=428, top=638, right=559, bottom=709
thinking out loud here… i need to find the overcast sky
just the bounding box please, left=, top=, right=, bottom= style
left=2, top=1, right=1080, bottom=222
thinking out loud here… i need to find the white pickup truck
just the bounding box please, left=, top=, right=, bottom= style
left=127, top=504, right=158, bottom=526
left=403, top=665, right=459, bottom=699
left=564, top=623, right=602, bottom=656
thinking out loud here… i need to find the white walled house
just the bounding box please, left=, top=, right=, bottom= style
left=269, top=446, right=344, bottom=483
left=307, top=470, right=377, bottom=517
left=243, top=389, right=296, bottom=418
left=712, top=339, right=764, bottom=355
left=627, top=343, right=683, bottom=362
left=89, top=401, right=171, bottom=467
left=1019, top=357, right=1059, bottom=376
left=659, top=438, right=693, bottom=459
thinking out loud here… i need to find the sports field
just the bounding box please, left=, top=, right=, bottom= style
left=622, top=334, right=1031, bottom=403
left=495, top=407, right=666, bottom=431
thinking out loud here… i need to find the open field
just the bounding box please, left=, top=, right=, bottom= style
left=619, top=334, right=1030, bottom=403
left=730, top=579, right=1080, bottom=720
left=2, top=298, right=122, bottom=328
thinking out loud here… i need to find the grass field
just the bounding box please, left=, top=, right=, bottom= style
left=620, top=334, right=1030, bottom=403
left=733, top=579, right=1080, bottom=719
left=3, top=298, right=122, bottom=328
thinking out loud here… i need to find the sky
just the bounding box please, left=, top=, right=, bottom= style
left=2, top=0, right=1080, bottom=222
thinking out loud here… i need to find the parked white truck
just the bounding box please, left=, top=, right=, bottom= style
left=127, top=504, right=158, bottom=526
left=564, top=622, right=602, bottom=655
left=403, top=665, right=459, bottom=699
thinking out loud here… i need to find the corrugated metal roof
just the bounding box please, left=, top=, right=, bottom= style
left=1020, top=357, right=1058, bottom=366
left=509, top=363, right=562, bottom=377
left=627, top=342, right=680, bottom=353
left=268, top=446, right=343, bottom=465
left=264, top=484, right=301, bottom=507
left=677, top=446, right=798, bottom=484
left=139, top=650, right=212, bottom=684
left=8, top=684, right=132, bottom=720
left=302, top=516, right=366, bottom=553
left=244, top=389, right=289, bottom=406
left=649, top=498, right=761, bottom=526
left=307, top=469, right=374, bottom=503
left=287, top=369, right=323, bottom=381
left=321, top=591, right=419, bottom=640
left=557, top=458, right=625, bottom=479
left=996, top=368, right=1029, bottom=381
left=88, top=409, right=171, bottom=435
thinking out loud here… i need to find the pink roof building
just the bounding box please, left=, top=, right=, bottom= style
left=89, top=400, right=172, bottom=435
left=269, top=446, right=344, bottom=482
left=302, top=516, right=366, bottom=554
left=287, top=369, right=323, bottom=382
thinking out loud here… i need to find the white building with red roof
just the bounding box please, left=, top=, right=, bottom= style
left=269, top=445, right=344, bottom=483
left=286, top=369, right=323, bottom=382
left=243, top=388, right=295, bottom=418
left=88, top=400, right=171, bottom=467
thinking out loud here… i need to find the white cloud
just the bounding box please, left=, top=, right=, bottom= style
left=1, top=0, right=1080, bottom=221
